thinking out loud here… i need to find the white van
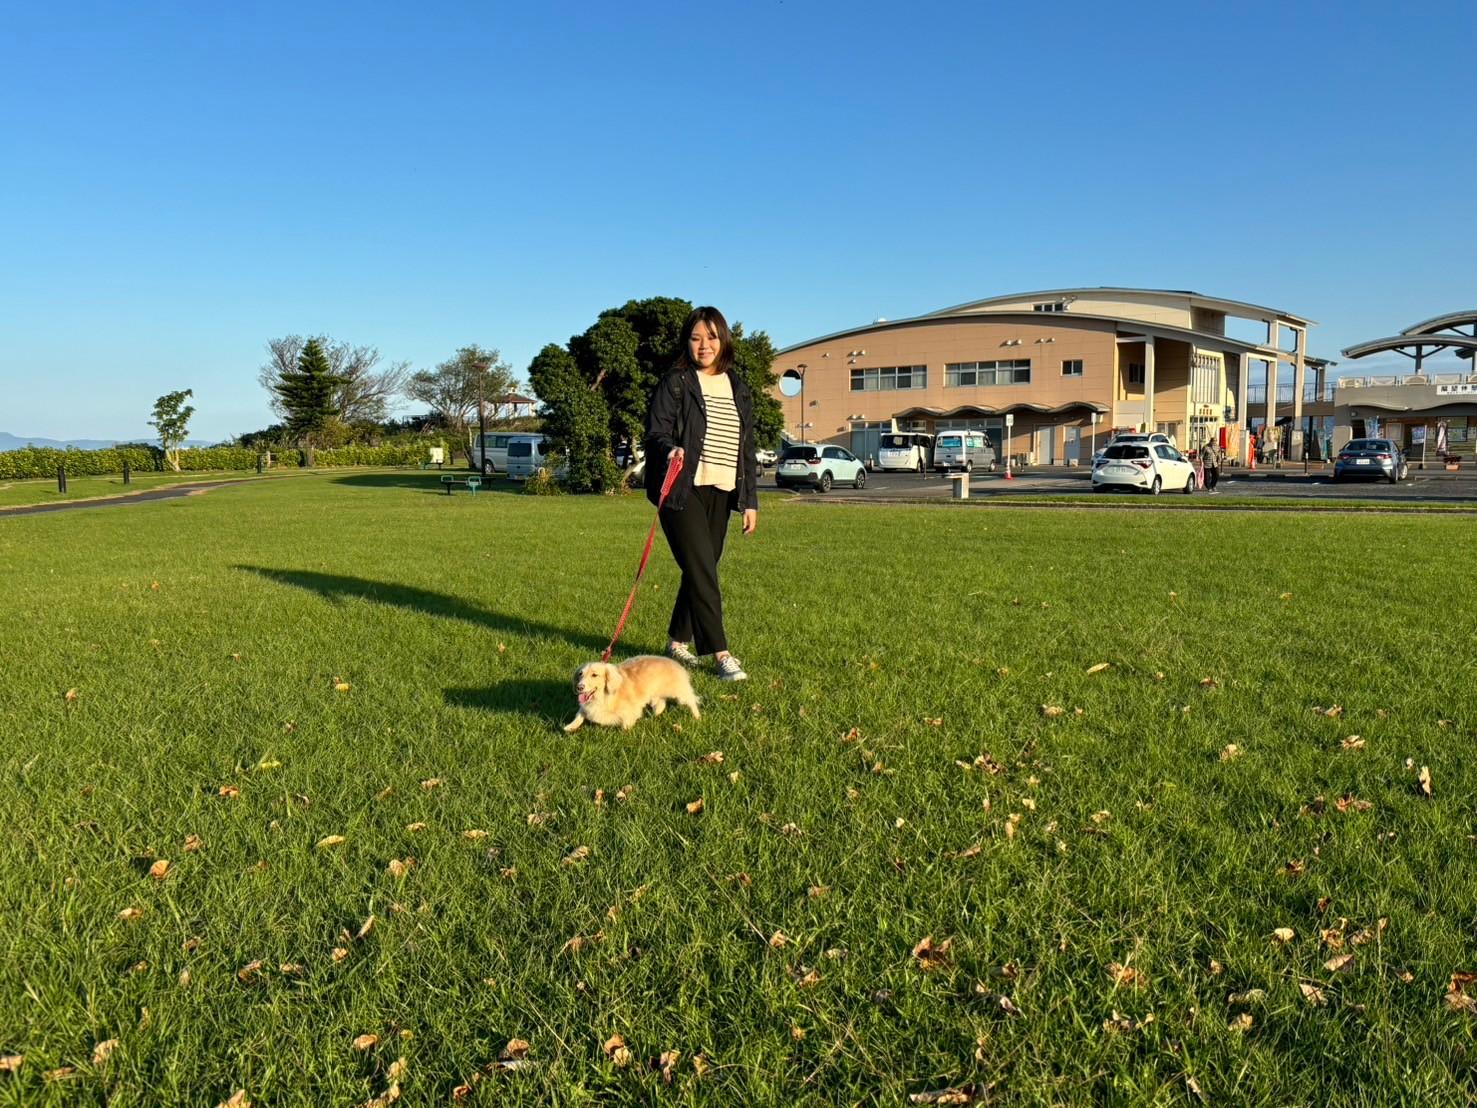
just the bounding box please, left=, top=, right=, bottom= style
left=876, top=432, right=935, bottom=472
left=934, top=430, right=997, bottom=473
left=504, top=434, right=552, bottom=480
left=470, top=432, right=520, bottom=475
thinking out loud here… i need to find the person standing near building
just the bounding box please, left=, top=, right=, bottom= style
left=644, top=306, right=760, bottom=682
left=1201, top=437, right=1222, bottom=493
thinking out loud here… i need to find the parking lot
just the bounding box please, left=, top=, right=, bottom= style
left=763, top=464, right=1477, bottom=505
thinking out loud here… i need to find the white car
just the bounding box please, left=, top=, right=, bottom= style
left=1092, top=441, right=1197, bottom=495
left=1092, top=432, right=1170, bottom=465
left=775, top=444, right=866, bottom=492
left=756, top=447, right=777, bottom=467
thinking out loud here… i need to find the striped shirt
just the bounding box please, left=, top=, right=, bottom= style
left=693, top=370, right=740, bottom=491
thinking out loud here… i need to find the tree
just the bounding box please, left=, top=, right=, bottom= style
left=404, top=345, right=516, bottom=442
left=259, top=335, right=411, bottom=424
left=527, top=344, right=620, bottom=493
left=729, top=323, right=783, bottom=448
left=149, top=389, right=195, bottom=472
left=273, top=338, right=346, bottom=441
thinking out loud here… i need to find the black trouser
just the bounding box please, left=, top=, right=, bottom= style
left=1204, top=465, right=1220, bottom=490
left=659, top=484, right=732, bottom=655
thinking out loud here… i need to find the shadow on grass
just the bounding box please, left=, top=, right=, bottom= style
left=445, top=680, right=573, bottom=726
left=234, top=566, right=613, bottom=655
left=329, top=471, right=525, bottom=496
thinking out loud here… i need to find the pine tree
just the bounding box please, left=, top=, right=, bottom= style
left=274, top=338, right=346, bottom=441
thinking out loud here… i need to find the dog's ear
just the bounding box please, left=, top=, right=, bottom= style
left=602, top=665, right=624, bottom=694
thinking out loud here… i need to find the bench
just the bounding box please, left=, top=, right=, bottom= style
left=440, top=474, right=482, bottom=494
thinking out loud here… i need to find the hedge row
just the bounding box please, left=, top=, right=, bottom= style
left=0, top=444, right=425, bottom=480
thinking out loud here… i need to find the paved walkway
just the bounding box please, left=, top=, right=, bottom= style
left=0, top=479, right=254, bottom=517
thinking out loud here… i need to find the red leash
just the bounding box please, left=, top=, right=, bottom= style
left=601, top=454, right=683, bottom=662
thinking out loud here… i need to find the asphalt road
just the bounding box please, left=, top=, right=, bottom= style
left=763, top=465, right=1477, bottom=505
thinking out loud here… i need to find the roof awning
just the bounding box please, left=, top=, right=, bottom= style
left=891, top=401, right=1109, bottom=420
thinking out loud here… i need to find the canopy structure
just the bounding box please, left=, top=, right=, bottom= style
left=1342, top=311, right=1477, bottom=369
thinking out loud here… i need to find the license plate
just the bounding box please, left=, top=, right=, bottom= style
left=1356, top=459, right=1370, bottom=465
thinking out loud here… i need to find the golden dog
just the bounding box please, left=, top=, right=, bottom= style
left=563, top=655, right=701, bottom=732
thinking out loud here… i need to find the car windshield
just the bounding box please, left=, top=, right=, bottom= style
left=880, top=435, right=910, bottom=448
left=938, top=436, right=961, bottom=448
left=781, top=447, right=819, bottom=462
left=1104, top=444, right=1150, bottom=460
left=1345, top=440, right=1390, bottom=452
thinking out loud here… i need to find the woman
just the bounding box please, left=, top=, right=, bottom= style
left=644, top=306, right=759, bottom=681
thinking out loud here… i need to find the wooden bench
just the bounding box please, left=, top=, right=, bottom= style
left=440, top=474, right=482, bottom=494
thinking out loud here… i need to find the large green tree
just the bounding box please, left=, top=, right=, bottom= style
left=259, top=335, right=410, bottom=424
left=273, top=338, right=346, bottom=441
left=526, top=344, right=619, bottom=493
left=148, top=389, right=195, bottom=472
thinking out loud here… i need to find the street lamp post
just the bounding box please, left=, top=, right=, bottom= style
left=1089, top=411, right=1099, bottom=466
left=797, top=364, right=808, bottom=442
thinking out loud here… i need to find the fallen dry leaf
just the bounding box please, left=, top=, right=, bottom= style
left=1325, top=953, right=1355, bottom=973
left=615, top=784, right=635, bottom=802
left=499, top=866, right=518, bottom=880
left=602, top=1034, right=633, bottom=1067
left=795, top=968, right=822, bottom=989
left=236, top=960, right=265, bottom=982
left=218, top=785, right=241, bottom=799
left=912, top=935, right=953, bottom=971
left=1299, top=982, right=1328, bottom=1006
left=769, top=930, right=789, bottom=949
left=1040, top=705, right=1065, bottom=718
left=696, top=751, right=725, bottom=764
left=1271, top=927, right=1296, bottom=944
left=1220, top=743, right=1241, bottom=761
left=685, top=798, right=704, bottom=815
left=118, top=907, right=143, bottom=921
left=657, top=1049, right=680, bottom=1083
left=462, top=829, right=488, bottom=841
left=807, top=885, right=830, bottom=899
left=405, top=822, right=427, bottom=833
left=1199, top=677, right=1219, bottom=689
left=1341, top=735, right=1365, bottom=750
left=91, top=1039, right=119, bottom=1065
left=562, top=845, right=590, bottom=866
left=315, top=835, right=346, bottom=850
left=355, top=915, right=376, bottom=941
left=1086, top=662, right=1111, bottom=675
left=333, top=681, right=351, bottom=693
left=43, top=1066, right=77, bottom=1082
left=1228, top=1012, right=1254, bottom=1032
left=331, top=947, right=349, bottom=962
left=1321, top=928, right=1345, bottom=950
left=148, top=859, right=172, bottom=880
left=64, top=688, right=79, bottom=702
left=0, top=1055, right=22, bottom=1074
left=352, top=1034, right=379, bottom=1051
left=183, top=834, right=203, bottom=852
left=1418, top=765, right=1433, bottom=797
left=909, top=1084, right=993, bottom=1105
left=1107, top=962, right=1146, bottom=989
left=387, top=858, right=412, bottom=879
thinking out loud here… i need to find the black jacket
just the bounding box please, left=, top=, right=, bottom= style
left=644, top=367, right=759, bottom=512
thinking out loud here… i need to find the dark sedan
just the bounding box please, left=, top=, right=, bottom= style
left=1333, top=438, right=1409, bottom=483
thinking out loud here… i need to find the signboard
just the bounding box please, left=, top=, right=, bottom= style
left=1436, top=383, right=1477, bottom=396
left=1412, top=427, right=1426, bottom=445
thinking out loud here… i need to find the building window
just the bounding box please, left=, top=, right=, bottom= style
left=1127, top=362, right=1145, bottom=385
left=1033, top=301, right=1067, bottom=312
left=945, top=359, right=1031, bottom=387
left=1062, top=359, right=1083, bottom=377
left=850, top=365, right=927, bottom=392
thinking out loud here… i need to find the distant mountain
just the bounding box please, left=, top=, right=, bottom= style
left=0, top=432, right=218, bottom=452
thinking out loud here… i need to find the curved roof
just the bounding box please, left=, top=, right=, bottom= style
left=777, top=310, right=1277, bottom=359
left=1399, top=310, right=1477, bottom=336
left=922, top=287, right=1314, bottom=326
left=1342, top=335, right=1477, bottom=360
left=892, top=401, right=1109, bottom=419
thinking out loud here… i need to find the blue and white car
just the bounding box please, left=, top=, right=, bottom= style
left=775, top=444, right=866, bottom=492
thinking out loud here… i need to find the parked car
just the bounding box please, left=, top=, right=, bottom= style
left=933, top=430, right=997, bottom=472
left=1092, top=441, right=1197, bottom=495
left=504, top=434, right=553, bottom=479
left=877, top=432, right=935, bottom=472
left=1091, top=431, right=1170, bottom=465
left=756, top=447, right=777, bottom=467
left=470, top=432, right=520, bottom=475
left=1333, top=438, right=1408, bottom=483
left=775, top=444, right=866, bottom=492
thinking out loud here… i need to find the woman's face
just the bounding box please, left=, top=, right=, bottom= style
left=688, top=321, right=722, bottom=372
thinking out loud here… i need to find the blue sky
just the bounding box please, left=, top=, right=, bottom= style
left=2, top=0, right=1473, bottom=441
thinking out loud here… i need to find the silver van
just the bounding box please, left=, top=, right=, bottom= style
left=504, top=434, right=552, bottom=480
left=470, top=432, right=519, bottom=475
left=933, top=430, right=997, bottom=472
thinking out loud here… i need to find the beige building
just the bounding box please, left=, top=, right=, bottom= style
left=772, top=288, right=1334, bottom=465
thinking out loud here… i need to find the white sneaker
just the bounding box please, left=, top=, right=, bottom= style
left=666, top=641, right=700, bottom=669
left=715, top=654, right=748, bottom=681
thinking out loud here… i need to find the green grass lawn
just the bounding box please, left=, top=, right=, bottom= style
left=2, top=472, right=1475, bottom=1106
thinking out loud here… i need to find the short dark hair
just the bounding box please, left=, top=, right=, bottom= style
left=674, top=306, right=735, bottom=375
